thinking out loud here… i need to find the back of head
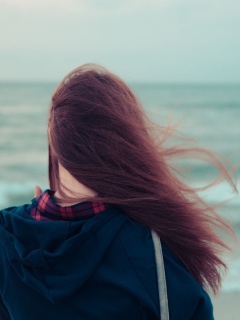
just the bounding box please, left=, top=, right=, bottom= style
left=48, top=63, right=236, bottom=295
left=48, top=63, right=160, bottom=201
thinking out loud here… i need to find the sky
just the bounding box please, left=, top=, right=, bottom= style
left=0, top=0, right=239, bottom=83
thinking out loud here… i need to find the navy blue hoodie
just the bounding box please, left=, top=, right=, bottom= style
left=0, top=195, right=214, bottom=319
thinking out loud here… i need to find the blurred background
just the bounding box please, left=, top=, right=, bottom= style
left=0, top=0, right=239, bottom=318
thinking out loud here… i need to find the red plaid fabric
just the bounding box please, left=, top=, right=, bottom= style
left=30, top=189, right=108, bottom=221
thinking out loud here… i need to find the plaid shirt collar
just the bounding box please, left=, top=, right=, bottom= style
left=31, top=189, right=108, bottom=221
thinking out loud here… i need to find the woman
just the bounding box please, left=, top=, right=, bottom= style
left=0, top=64, right=236, bottom=320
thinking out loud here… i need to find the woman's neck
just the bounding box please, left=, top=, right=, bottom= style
left=54, top=163, right=97, bottom=206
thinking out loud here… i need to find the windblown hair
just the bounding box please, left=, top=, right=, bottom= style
left=48, top=63, right=237, bottom=294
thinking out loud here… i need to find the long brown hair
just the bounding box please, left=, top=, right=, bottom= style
left=48, top=63, right=237, bottom=294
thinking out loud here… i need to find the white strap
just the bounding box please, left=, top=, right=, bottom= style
left=151, top=230, right=170, bottom=320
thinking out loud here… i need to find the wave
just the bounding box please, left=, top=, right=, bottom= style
left=222, top=257, right=240, bottom=292
left=0, top=181, right=48, bottom=209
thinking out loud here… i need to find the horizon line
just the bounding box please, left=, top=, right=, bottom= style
left=0, top=80, right=240, bottom=86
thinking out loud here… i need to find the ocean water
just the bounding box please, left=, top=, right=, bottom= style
left=0, top=82, right=239, bottom=292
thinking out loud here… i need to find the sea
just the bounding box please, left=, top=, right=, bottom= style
left=0, top=82, right=239, bottom=292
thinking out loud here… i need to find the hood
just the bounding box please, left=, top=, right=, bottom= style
left=0, top=203, right=128, bottom=304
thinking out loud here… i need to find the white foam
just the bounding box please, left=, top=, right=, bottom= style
left=221, top=257, right=240, bottom=292
left=197, top=180, right=240, bottom=206
left=0, top=181, right=48, bottom=208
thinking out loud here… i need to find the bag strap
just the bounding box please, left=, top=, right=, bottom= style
left=151, top=230, right=170, bottom=320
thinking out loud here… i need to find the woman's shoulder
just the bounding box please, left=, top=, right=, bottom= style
left=116, top=216, right=214, bottom=320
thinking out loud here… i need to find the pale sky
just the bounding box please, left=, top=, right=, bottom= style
left=0, top=0, right=239, bottom=83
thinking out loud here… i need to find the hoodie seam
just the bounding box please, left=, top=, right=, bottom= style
left=0, top=213, right=22, bottom=301
left=118, top=232, right=157, bottom=309
left=2, top=264, right=11, bottom=298
left=66, top=222, right=71, bottom=239
left=25, top=204, right=34, bottom=218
